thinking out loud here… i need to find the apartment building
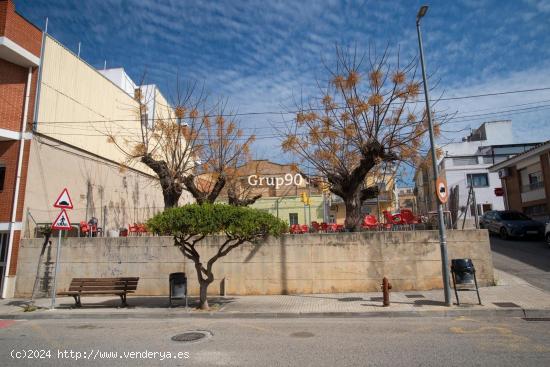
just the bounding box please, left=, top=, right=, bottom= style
left=414, top=120, right=540, bottom=225
left=489, top=140, right=550, bottom=221
left=0, top=0, right=192, bottom=298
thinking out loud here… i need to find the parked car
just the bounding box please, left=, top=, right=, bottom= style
left=546, top=222, right=550, bottom=248
left=479, top=210, right=545, bottom=240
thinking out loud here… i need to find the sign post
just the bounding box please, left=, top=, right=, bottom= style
left=50, top=189, right=73, bottom=309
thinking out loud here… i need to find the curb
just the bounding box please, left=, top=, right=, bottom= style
left=1, top=308, right=548, bottom=320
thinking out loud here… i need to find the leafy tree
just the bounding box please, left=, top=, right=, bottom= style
left=147, top=204, right=287, bottom=309
left=281, top=46, right=445, bottom=230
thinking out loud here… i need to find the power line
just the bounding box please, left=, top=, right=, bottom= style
left=38, top=101, right=550, bottom=142
left=34, top=85, right=550, bottom=125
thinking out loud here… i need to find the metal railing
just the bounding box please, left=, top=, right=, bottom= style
left=521, top=181, right=544, bottom=192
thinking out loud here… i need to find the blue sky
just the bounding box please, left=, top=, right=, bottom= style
left=16, top=0, right=550, bottom=184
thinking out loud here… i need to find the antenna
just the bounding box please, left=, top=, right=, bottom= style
left=103, top=60, right=107, bottom=70
left=44, top=17, right=49, bottom=33
left=77, top=42, right=81, bottom=58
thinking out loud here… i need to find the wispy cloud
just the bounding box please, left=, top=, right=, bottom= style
left=17, top=0, right=550, bottom=165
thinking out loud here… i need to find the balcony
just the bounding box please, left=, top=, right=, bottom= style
left=521, top=181, right=544, bottom=192
left=521, top=181, right=546, bottom=203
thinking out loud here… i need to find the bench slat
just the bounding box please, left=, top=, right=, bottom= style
left=68, top=282, right=138, bottom=287
left=71, top=277, right=139, bottom=281
left=61, top=277, right=139, bottom=295
left=68, top=286, right=138, bottom=291
left=58, top=290, right=136, bottom=295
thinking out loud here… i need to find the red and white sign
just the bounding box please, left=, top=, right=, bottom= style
left=494, top=188, right=504, bottom=197
left=436, top=176, right=448, bottom=204
left=52, top=209, right=71, bottom=230
left=53, top=188, right=73, bottom=209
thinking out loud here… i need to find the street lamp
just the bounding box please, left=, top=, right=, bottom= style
left=416, top=5, right=452, bottom=307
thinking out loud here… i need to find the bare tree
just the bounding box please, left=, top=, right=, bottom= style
left=281, top=45, right=445, bottom=230
left=107, top=79, right=257, bottom=208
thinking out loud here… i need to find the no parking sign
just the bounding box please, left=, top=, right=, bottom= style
left=436, top=176, right=448, bottom=204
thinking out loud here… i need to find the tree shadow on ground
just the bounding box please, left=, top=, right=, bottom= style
left=54, top=296, right=236, bottom=309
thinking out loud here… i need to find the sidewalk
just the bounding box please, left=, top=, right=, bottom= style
left=1, top=270, right=549, bottom=319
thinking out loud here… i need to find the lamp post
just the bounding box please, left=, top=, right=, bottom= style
left=416, top=5, right=452, bottom=307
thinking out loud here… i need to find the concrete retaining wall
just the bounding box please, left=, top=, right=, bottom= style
left=14, top=230, right=494, bottom=297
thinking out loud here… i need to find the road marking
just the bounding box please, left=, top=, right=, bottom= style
left=0, top=320, right=16, bottom=329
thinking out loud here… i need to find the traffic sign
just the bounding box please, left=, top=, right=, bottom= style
left=53, top=188, right=73, bottom=209
left=52, top=209, right=71, bottom=230
left=435, top=176, right=448, bottom=204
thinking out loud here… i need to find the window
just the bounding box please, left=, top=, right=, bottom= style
left=467, top=173, right=489, bottom=187
left=0, top=166, right=5, bottom=191
left=527, top=171, right=544, bottom=190
left=524, top=204, right=546, bottom=216
left=528, top=171, right=542, bottom=184
left=289, top=213, right=298, bottom=226
left=453, top=157, right=478, bottom=166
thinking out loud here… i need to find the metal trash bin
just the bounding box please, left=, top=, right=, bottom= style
left=450, top=259, right=481, bottom=305
left=169, top=272, right=187, bottom=308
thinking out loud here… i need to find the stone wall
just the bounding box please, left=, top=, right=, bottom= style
left=14, top=230, right=494, bottom=297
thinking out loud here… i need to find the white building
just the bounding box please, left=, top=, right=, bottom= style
left=415, top=121, right=540, bottom=225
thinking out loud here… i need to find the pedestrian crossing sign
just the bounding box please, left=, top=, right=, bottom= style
left=52, top=209, right=71, bottom=230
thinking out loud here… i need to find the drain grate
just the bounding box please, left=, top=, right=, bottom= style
left=523, top=318, right=550, bottom=322
left=171, top=330, right=212, bottom=343
left=405, top=294, right=425, bottom=299
left=493, top=302, right=520, bottom=308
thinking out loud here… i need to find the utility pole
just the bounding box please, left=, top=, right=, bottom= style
left=416, top=5, right=452, bottom=307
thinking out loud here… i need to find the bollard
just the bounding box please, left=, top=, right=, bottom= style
left=381, top=277, right=392, bottom=307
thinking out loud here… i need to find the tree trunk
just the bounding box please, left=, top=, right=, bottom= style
left=163, top=188, right=181, bottom=209
left=141, top=155, right=182, bottom=209
left=198, top=280, right=210, bottom=310
left=343, top=193, right=362, bottom=231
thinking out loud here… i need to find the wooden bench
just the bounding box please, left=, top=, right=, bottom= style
left=57, top=277, right=139, bottom=307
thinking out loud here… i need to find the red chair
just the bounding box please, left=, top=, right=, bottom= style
left=301, top=224, right=309, bottom=234
left=290, top=224, right=302, bottom=234
left=362, top=215, right=379, bottom=230
left=336, top=224, right=344, bottom=232
left=383, top=211, right=405, bottom=230
left=311, top=221, right=321, bottom=232
left=80, top=221, right=89, bottom=237
left=320, top=222, right=329, bottom=232
left=129, top=223, right=139, bottom=236
left=137, top=223, right=148, bottom=235
left=328, top=223, right=339, bottom=232
left=400, top=209, right=420, bottom=227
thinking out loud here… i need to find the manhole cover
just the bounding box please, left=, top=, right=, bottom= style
left=290, top=331, right=314, bottom=338
left=171, top=331, right=212, bottom=343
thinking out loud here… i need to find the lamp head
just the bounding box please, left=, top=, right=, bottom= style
left=417, top=5, right=429, bottom=22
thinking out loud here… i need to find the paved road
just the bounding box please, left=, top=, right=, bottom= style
left=1, top=317, right=549, bottom=366
left=490, top=235, right=550, bottom=291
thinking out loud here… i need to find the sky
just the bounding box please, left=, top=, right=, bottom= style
left=16, top=0, right=550, bottom=185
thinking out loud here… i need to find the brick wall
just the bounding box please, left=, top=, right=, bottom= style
left=0, top=58, right=28, bottom=132
left=0, top=140, right=30, bottom=222
left=0, top=0, right=42, bottom=57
